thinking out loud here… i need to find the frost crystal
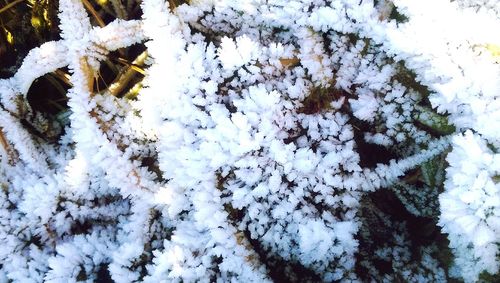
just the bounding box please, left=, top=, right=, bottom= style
left=0, top=0, right=498, bottom=282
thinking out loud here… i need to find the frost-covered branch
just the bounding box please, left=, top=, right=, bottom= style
left=0, top=0, right=498, bottom=282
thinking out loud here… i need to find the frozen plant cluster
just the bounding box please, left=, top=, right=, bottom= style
left=0, top=0, right=498, bottom=282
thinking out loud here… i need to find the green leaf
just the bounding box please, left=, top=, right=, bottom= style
left=420, top=154, right=447, bottom=188
left=413, top=105, right=456, bottom=135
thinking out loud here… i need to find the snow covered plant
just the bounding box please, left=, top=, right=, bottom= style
left=0, top=0, right=498, bottom=282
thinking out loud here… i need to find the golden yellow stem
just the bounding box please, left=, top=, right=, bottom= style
left=108, top=51, right=147, bottom=96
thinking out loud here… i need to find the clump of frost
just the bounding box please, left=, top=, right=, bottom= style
left=438, top=131, right=500, bottom=282
left=0, top=0, right=499, bottom=282
left=371, top=229, right=447, bottom=283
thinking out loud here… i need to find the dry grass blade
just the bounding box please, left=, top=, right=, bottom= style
left=108, top=50, right=147, bottom=96
left=82, top=0, right=106, bottom=27
left=123, top=81, right=142, bottom=99
left=52, top=69, right=72, bottom=86
left=279, top=57, right=300, bottom=69
left=0, top=127, right=18, bottom=164
left=0, top=0, right=25, bottom=15
left=80, top=56, right=96, bottom=95
left=110, top=0, right=127, bottom=19
left=114, top=56, right=146, bottom=75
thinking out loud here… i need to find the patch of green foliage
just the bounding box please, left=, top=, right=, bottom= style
left=413, top=105, right=456, bottom=136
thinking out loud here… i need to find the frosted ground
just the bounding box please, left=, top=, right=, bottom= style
left=0, top=0, right=499, bottom=282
